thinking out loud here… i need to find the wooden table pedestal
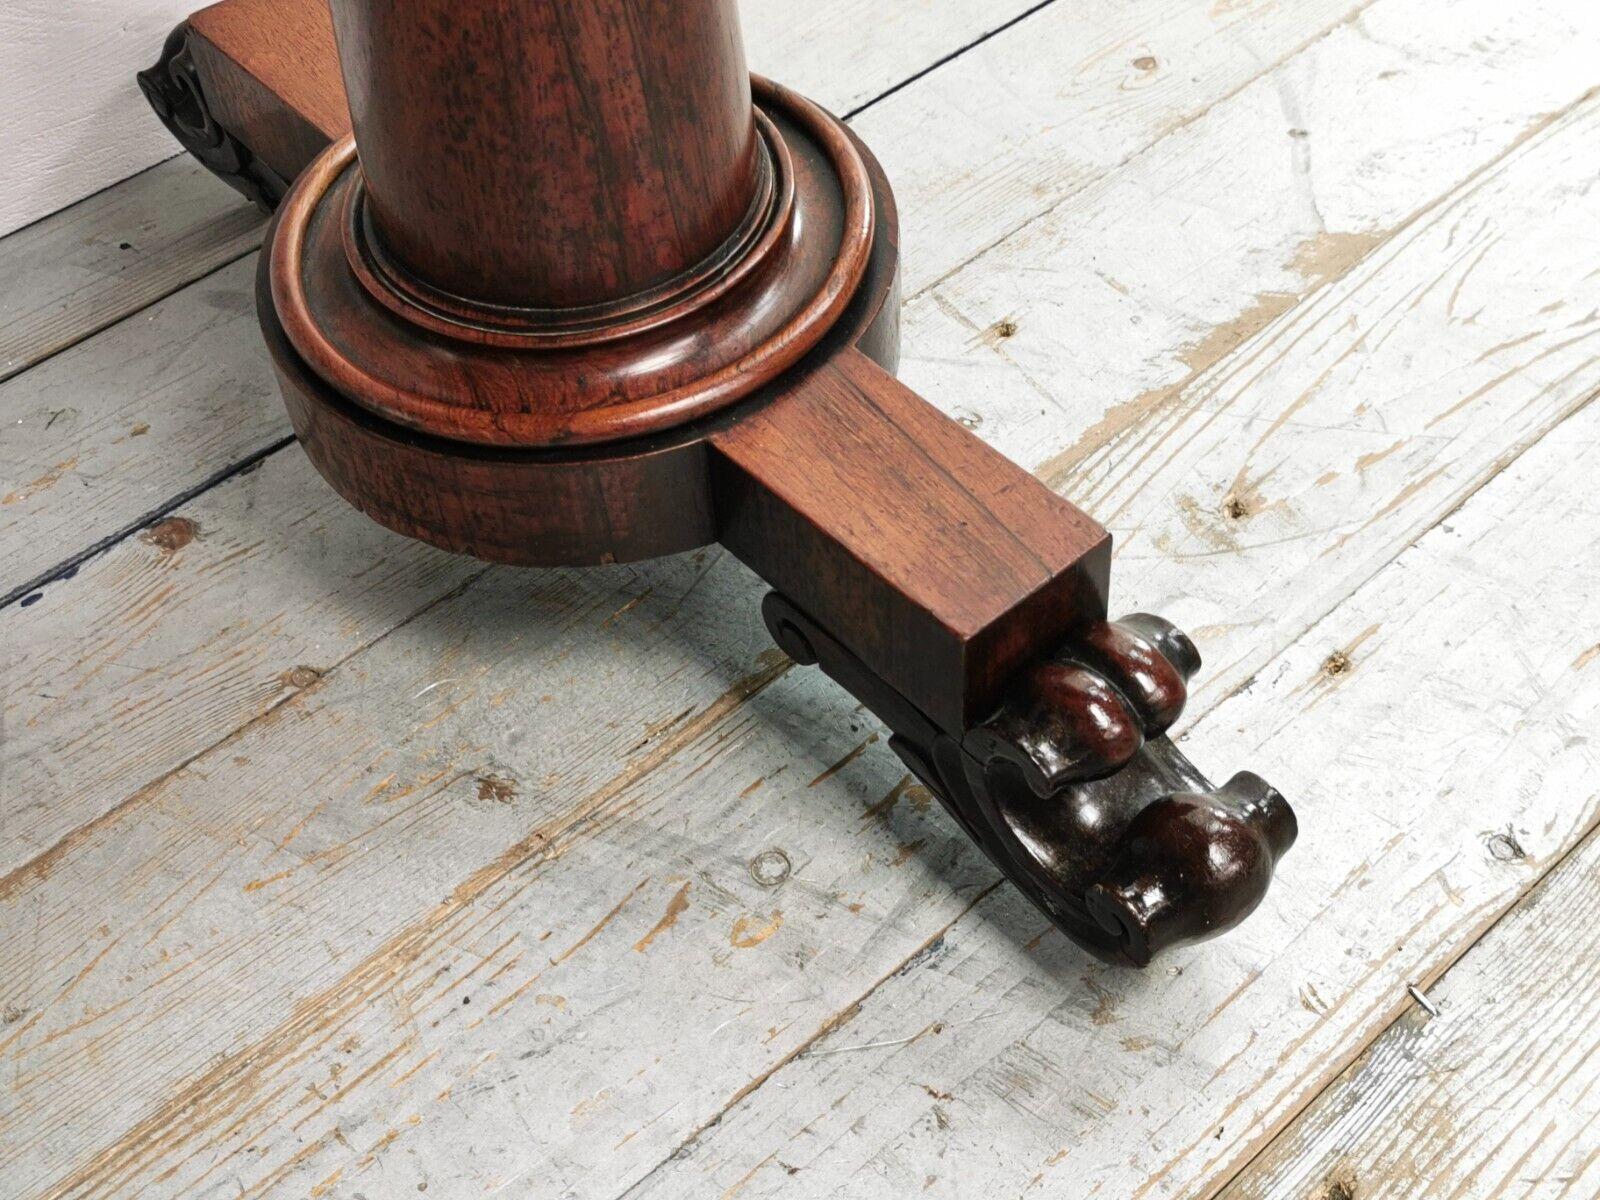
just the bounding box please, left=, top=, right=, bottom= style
left=139, top=0, right=1296, bottom=966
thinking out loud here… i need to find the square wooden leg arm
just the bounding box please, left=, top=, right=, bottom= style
left=711, top=348, right=1114, bottom=733
left=713, top=350, right=1296, bottom=965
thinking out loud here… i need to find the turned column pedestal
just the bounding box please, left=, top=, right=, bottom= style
left=141, top=0, right=1297, bottom=966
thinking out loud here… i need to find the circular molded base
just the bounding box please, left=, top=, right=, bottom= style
left=342, top=108, right=794, bottom=350
left=261, top=112, right=901, bottom=567
left=270, top=77, right=876, bottom=449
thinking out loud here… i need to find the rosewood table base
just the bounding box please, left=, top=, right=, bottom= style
left=140, top=0, right=1297, bottom=967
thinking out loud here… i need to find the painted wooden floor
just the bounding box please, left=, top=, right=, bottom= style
left=3, top=2, right=1599, bottom=1197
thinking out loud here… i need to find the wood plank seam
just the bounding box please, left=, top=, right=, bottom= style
left=1, top=0, right=1383, bottom=603
left=6, top=7, right=1593, bottom=1196
left=6, top=1, right=1588, bottom=930
left=837, top=0, right=1059, bottom=122
left=26, top=650, right=795, bottom=1197
left=616, top=371, right=1600, bottom=1199
left=0, top=433, right=294, bottom=612
left=1064, top=405, right=1600, bottom=1196
left=612, top=354, right=1600, bottom=1194
left=615, top=882, right=1004, bottom=1200
left=1040, top=80, right=1600, bottom=507
left=6, top=0, right=1592, bottom=994
left=0, top=185, right=263, bottom=390
left=0, top=557, right=489, bottom=904
left=0, top=0, right=1389, bottom=606
left=0, top=0, right=1061, bottom=401
left=1189, top=356, right=1600, bottom=730
left=591, top=385, right=1600, bottom=1195
left=1210, top=814, right=1600, bottom=1199
left=900, top=0, right=1385, bottom=308
left=0, top=150, right=180, bottom=242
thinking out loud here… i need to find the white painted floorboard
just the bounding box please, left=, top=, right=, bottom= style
left=2, top=1, right=1598, bottom=1197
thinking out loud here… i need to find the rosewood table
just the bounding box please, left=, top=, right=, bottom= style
left=139, top=0, right=1296, bottom=966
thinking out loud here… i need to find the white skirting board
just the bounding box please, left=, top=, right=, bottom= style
left=0, top=0, right=199, bottom=238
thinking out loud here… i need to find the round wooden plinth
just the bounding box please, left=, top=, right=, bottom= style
left=260, top=85, right=901, bottom=566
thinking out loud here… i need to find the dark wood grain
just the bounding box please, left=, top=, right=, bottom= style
left=240, top=0, right=880, bottom=452
left=267, top=81, right=876, bottom=449
left=258, top=142, right=902, bottom=568
left=766, top=598, right=1298, bottom=965
left=329, top=0, right=759, bottom=310
left=188, top=0, right=346, bottom=182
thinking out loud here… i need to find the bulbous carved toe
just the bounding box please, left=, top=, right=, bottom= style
left=1115, top=613, right=1201, bottom=681
left=1072, top=615, right=1195, bottom=734
left=969, top=614, right=1296, bottom=966
left=993, top=661, right=1145, bottom=791
left=966, top=614, right=1201, bottom=795
left=1084, top=772, right=1298, bottom=966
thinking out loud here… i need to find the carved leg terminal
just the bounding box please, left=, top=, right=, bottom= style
left=142, top=0, right=1296, bottom=966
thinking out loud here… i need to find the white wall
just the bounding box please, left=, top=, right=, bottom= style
left=0, top=1, right=196, bottom=237
left=0, top=0, right=936, bottom=238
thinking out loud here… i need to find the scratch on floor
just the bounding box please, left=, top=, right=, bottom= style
left=634, top=881, right=692, bottom=953
left=3, top=456, right=79, bottom=505
left=551, top=877, right=651, bottom=966
left=808, top=733, right=880, bottom=788
left=730, top=911, right=784, bottom=949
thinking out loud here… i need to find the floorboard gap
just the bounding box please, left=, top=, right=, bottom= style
left=842, top=0, right=1061, bottom=120
left=0, top=433, right=296, bottom=612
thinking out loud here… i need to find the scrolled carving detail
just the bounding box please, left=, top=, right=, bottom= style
left=966, top=614, right=1198, bottom=795
left=137, top=25, right=288, bottom=210
left=1085, top=772, right=1296, bottom=966
left=761, top=595, right=1296, bottom=967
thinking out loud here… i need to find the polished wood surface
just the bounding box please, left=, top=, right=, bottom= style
left=764, top=598, right=1298, bottom=965
left=330, top=0, right=760, bottom=310
left=260, top=265, right=718, bottom=566
left=189, top=0, right=346, bottom=179
left=259, top=148, right=902, bottom=568
left=195, top=9, right=904, bottom=566
left=42, top=3, right=1594, bottom=1189
left=268, top=82, right=875, bottom=448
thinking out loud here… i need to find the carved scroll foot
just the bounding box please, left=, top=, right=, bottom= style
left=138, top=25, right=288, bottom=210
left=763, top=595, right=1297, bottom=966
